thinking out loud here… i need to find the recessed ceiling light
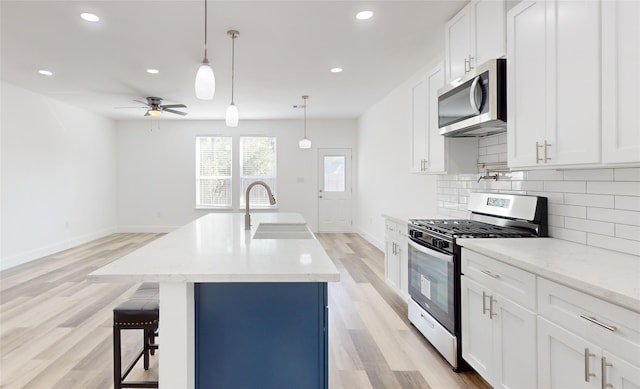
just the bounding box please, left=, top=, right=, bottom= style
left=330, top=67, right=343, bottom=73
left=38, top=70, right=53, bottom=76
left=356, top=11, right=373, bottom=20
left=80, top=13, right=100, bottom=22
left=146, top=68, right=160, bottom=74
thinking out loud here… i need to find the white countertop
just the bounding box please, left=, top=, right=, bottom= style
left=457, top=238, right=640, bottom=313
left=89, top=212, right=340, bottom=283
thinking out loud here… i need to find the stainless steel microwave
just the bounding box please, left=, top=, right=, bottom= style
left=438, top=58, right=506, bottom=137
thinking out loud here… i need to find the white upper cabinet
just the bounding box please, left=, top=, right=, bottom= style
left=445, top=0, right=506, bottom=84
left=601, top=0, right=640, bottom=164
left=410, top=62, right=477, bottom=174
left=507, top=0, right=601, bottom=169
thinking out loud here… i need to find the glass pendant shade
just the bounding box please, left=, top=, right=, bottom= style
left=195, top=62, right=215, bottom=100
left=299, top=138, right=312, bottom=149
left=225, top=103, right=239, bottom=127
left=147, top=108, right=161, bottom=117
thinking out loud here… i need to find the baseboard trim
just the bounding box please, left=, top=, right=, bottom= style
left=1, top=227, right=118, bottom=271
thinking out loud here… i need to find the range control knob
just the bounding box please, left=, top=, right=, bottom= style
left=410, top=230, right=423, bottom=239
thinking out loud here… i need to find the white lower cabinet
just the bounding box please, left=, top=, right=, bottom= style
left=384, top=218, right=408, bottom=297
left=537, top=278, right=640, bottom=389
left=461, top=250, right=537, bottom=388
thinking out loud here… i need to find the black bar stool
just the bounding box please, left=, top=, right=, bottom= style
left=113, top=284, right=159, bottom=389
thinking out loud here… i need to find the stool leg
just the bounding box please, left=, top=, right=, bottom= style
left=143, top=328, right=150, bottom=370
left=113, top=325, right=122, bottom=389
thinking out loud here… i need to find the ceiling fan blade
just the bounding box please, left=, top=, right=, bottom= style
left=144, top=111, right=150, bottom=117
left=163, top=108, right=188, bottom=116
left=161, top=104, right=187, bottom=109
left=133, top=99, right=151, bottom=106
left=114, top=106, right=147, bottom=109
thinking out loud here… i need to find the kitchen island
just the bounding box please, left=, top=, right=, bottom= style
left=89, top=212, right=340, bottom=389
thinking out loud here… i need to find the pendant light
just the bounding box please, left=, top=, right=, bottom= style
left=298, top=95, right=312, bottom=149
left=194, top=0, right=215, bottom=100
left=225, top=30, right=240, bottom=127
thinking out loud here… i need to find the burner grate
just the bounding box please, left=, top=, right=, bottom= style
left=410, top=219, right=536, bottom=238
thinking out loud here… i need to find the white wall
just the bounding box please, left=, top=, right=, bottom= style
left=115, top=119, right=357, bottom=232
left=355, top=59, right=446, bottom=249
left=1, top=82, right=118, bottom=270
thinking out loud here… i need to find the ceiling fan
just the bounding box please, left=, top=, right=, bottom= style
left=118, top=97, right=188, bottom=117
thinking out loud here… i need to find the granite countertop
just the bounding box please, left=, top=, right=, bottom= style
left=89, top=212, right=340, bottom=283
left=457, top=237, right=640, bottom=313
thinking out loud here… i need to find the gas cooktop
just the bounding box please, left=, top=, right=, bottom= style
left=409, top=219, right=537, bottom=239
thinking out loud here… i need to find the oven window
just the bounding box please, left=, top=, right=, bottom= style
left=408, top=242, right=455, bottom=332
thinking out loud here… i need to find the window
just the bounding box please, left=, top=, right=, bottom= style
left=323, top=156, right=346, bottom=192
left=240, top=136, right=277, bottom=207
left=196, top=136, right=232, bottom=207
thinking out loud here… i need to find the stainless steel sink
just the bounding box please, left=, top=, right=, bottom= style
left=252, top=223, right=314, bottom=239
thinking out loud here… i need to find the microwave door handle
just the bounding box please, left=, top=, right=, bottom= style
left=408, top=239, right=453, bottom=264
left=469, top=76, right=482, bottom=113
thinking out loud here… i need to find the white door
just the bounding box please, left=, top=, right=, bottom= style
left=318, top=148, right=352, bottom=232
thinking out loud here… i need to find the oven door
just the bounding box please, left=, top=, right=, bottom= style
left=408, top=238, right=455, bottom=333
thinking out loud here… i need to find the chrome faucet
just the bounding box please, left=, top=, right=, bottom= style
left=245, top=181, right=276, bottom=230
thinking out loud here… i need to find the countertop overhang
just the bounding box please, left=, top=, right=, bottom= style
left=89, top=212, right=340, bottom=283
left=457, top=237, right=640, bottom=313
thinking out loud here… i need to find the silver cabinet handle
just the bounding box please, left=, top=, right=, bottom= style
left=536, top=141, right=543, bottom=163
left=489, top=297, right=497, bottom=318
left=481, top=269, right=500, bottom=279
left=601, top=356, right=613, bottom=388
left=468, top=55, right=475, bottom=71
left=579, top=314, right=617, bottom=332
left=584, top=348, right=595, bottom=382
left=464, top=57, right=470, bottom=73
left=544, top=140, right=552, bottom=162
left=482, top=291, right=489, bottom=315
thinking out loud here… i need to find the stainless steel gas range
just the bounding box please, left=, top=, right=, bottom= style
left=407, top=192, right=547, bottom=370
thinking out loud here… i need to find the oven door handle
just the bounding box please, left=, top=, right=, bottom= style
left=408, top=239, right=454, bottom=263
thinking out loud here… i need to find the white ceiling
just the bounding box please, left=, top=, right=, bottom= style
left=1, top=0, right=465, bottom=121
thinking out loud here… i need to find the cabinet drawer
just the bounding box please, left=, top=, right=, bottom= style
left=462, top=249, right=536, bottom=310
left=538, top=277, right=640, bottom=366
left=385, top=220, right=399, bottom=240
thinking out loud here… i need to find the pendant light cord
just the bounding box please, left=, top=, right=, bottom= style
left=203, top=0, right=208, bottom=62
left=231, top=33, right=235, bottom=104
left=303, top=96, right=308, bottom=138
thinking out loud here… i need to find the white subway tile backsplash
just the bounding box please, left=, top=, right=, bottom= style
left=526, top=170, right=564, bottom=181
left=549, top=226, right=587, bottom=244
left=616, top=224, right=640, bottom=241
left=564, top=217, right=615, bottom=236
left=564, top=169, right=614, bottom=181
left=548, top=203, right=587, bottom=218
left=587, top=208, right=640, bottom=226
left=587, top=234, right=640, bottom=257
left=616, top=196, right=640, bottom=211
left=614, top=167, right=640, bottom=181
left=436, top=132, right=639, bottom=253
left=564, top=193, right=614, bottom=208
left=544, top=180, right=587, bottom=193
left=588, top=181, right=640, bottom=196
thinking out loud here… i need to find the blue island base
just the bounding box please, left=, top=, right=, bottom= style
left=195, top=282, right=328, bottom=389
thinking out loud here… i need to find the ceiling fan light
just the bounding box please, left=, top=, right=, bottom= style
left=147, top=108, right=161, bottom=117
left=225, top=103, right=239, bottom=127
left=299, top=138, right=312, bottom=149
left=195, top=62, right=215, bottom=100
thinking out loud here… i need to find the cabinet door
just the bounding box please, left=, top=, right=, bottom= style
left=602, top=0, right=640, bottom=164
left=507, top=0, right=547, bottom=168
left=397, top=231, right=409, bottom=295
left=470, top=0, right=506, bottom=67
left=410, top=78, right=428, bottom=173
left=547, top=0, right=601, bottom=166
left=445, top=6, right=471, bottom=83
left=385, top=241, right=399, bottom=288
left=537, top=317, right=600, bottom=389
left=493, top=296, right=537, bottom=389
left=461, top=276, right=493, bottom=380
left=426, top=63, right=446, bottom=173
left=604, top=350, right=640, bottom=389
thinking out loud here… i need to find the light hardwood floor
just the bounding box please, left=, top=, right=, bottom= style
left=0, top=232, right=489, bottom=389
